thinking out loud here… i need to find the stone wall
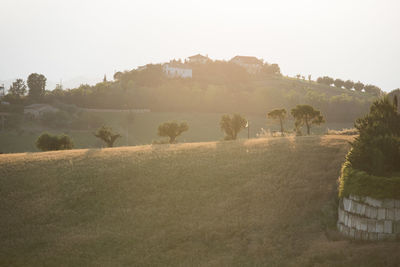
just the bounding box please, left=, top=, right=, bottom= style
left=337, top=195, right=400, bottom=240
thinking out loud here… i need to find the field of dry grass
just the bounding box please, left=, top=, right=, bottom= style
left=1, top=135, right=399, bottom=266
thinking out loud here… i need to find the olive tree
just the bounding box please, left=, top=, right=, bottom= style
left=94, top=126, right=121, bottom=147
left=267, top=108, right=287, bottom=136
left=220, top=114, right=247, bottom=140
left=291, top=105, right=325, bottom=135
left=157, top=121, right=189, bottom=144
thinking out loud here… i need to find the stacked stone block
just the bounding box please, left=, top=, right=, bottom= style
left=337, top=195, right=400, bottom=240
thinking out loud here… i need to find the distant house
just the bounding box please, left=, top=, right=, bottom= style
left=188, top=54, right=209, bottom=64
left=230, top=56, right=263, bottom=74
left=24, top=104, right=59, bottom=118
left=162, top=63, right=192, bottom=78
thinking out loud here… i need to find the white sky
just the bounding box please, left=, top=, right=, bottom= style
left=1, top=0, right=400, bottom=91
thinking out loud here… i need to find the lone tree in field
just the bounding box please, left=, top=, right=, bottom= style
left=27, top=73, right=47, bottom=98
left=267, top=108, right=287, bottom=136
left=220, top=114, right=247, bottom=140
left=157, top=121, right=189, bottom=144
left=94, top=126, right=121, bottom=147
left=291, top=105, right=325, bottom=135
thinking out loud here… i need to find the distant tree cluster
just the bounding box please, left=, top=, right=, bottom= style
left=267, top=105, right=325, bottom=135
left=316, top=76, right=381, bottom=96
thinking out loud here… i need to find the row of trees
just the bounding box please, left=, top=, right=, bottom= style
left=35, top=104, right=324, bottom=151
left=316, top=76, right=381, bottom=96
left=267, top=105, right=325, bottom=136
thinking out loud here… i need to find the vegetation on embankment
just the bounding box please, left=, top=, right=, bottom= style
left=338, top=162, right=400, bottom=200
left=338, top=97, right=400, bottom=200
left=1, top=135, right=400, bottom=266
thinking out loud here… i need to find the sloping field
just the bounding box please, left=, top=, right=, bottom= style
left=0, top=136, right=399, bottom=266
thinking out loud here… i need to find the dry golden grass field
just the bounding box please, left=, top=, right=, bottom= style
left=1, top=135, right=399, bottom=266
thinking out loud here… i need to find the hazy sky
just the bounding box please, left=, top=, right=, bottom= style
left=1, top=0, right=399, bottom=91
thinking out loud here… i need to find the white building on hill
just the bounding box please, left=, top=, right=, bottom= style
left=163, top=63, right=192, bottom=78
left=188, top=54, right=209, bottom=64
left=230, top=56, right=263, bottom=74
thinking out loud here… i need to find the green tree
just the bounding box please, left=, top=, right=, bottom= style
left=220, top=114, right=247, bottom=140
left=9, top=79, right=27, bottom=96
left=267, top=108, right=287, bottom=136
left=347, top=97, right=400, bottom=176
left=27, top=73, right=47, bottom=98
left=364, top=84, right=381, bottom=96
left=157, top=121, right=189, bottom=144
left=291, top=105, right=325, bottom=135
left=36, top=133, right=74, bottom=151
left=333, top=79, right=345, bottom=89
left=353, top=81, right=364, bottom=92
left=343, top=80, right=354, bottom=90
left=94, top=126, right=121, bottom=147
left=316, top=76, right=334, bottom=86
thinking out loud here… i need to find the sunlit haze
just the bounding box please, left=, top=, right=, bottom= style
left=1, top=0, right=400, bottom=91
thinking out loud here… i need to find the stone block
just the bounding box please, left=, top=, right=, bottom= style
left=395, top=208, right=400, bottom=221
left=356, top=203, right=362, bottom=214
left=360, top=218, right=368, bottom=232
left=347, top=215, right=352, bottom=228
left=376, top=221, right=384, bottom=233
left=351, top=216, right=357, bottom=228
left=395, top=200, right=400, bottom=208
left=377, top=208, right=386, bottom=220
left=383, top=199, right=395, bottom=208
left=386, top=208, right=395, bottom=220
left=359, top=204, right=366, bottom=216
left=365, top=196, right=382, bottom=208
left=384, top=221, right=393, bottom=234
left=366, top=206, right=378, bottom=219
left=344, top=213, right=349, bottom=226
left=350, top=200, right=357, bottom=213
left=343, top=198, right=351, bottom=212
left=367, top=220, right=376, bottom=232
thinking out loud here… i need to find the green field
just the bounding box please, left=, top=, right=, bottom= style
left=0, top=111, right=353, bottom=153
left=1, top=135, right=399, bottom=266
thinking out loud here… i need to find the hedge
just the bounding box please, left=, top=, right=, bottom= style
left=338, top=161, right=400, bottom=200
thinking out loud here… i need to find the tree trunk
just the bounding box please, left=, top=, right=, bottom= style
left=305, top=116, right=310, bottom=135
left=279, top=117, right=284, bottom=136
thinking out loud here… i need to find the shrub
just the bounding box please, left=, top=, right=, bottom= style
left=157, top=121, right=188, bottom=144
left=36, top=132, right=74, bottom=151
left=94, top=126, right=121, bottom=147
left=220, top=114, right=247, bottom=140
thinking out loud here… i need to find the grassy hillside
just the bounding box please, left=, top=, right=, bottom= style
left=0, top=110, right=353, bottom=153
left=1, top=136, right=399, bottom=266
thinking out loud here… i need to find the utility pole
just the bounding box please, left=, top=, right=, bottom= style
left=247, top=120, right=250, bottom=139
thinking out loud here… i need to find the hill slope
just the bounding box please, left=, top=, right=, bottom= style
left=1, top=136, right=399, bottom=266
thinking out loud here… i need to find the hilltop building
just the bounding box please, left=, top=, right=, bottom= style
left=230, top=56, right=263, bottom=74
left=162, top=62, right=192, bottom=78
left=188, top=54, right=209, bottom=64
